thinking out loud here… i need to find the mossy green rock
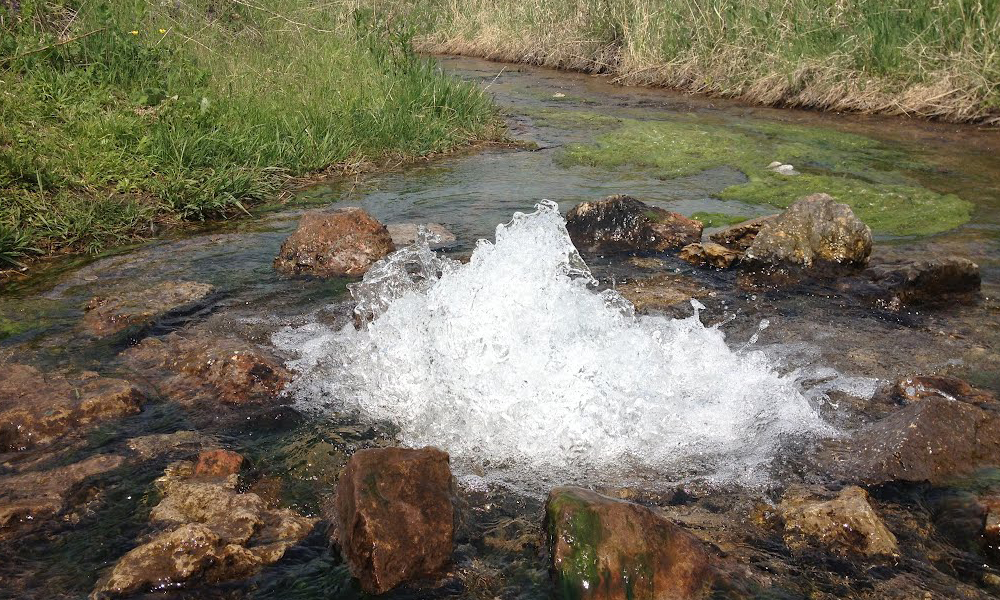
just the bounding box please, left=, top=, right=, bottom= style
left=546, top=487, right=715, bottom=600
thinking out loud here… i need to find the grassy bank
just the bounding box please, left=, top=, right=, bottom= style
left=365, top=0, right=1000, bottom=125
left=0, top=0, right=499, bottom=270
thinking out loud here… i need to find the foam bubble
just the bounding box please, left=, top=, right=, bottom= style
left=274, top=202, right=835, bottom=487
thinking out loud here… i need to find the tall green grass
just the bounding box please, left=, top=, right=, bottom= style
left=365, top=0, right=1000, bottom=124
left=0, top=0, right=499, bottom=268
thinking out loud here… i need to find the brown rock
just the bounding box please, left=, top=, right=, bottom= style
left=893, top=374, right=995, bottom=407
left=709, top=215, right=777, bottom=252
left=678, top=242, right=740, bottom=269
left=778, top=486, right=898, bottom=557
left=863, top=256, right=980, bottom=308
left=746, top=194, right=872, bottom=268
left=616, top=274, right=706, bottom=313
left=123, top=333, right=292, bottom=406
left=274, top=208, right=395, bottom=277
left=93, top=462, right=316, bottom=598
left=546, top=486, right=716, bottom=600
left=828, top=396, right=1000, bottom=485
left=194, top=449, right=244, bottom=477
left=82, top=280, right=214, bottom=336
left=0, top=364, right=144, bottom=451
left=565, top=195, right=703, bottom=254
left=333, top=446, right=455, bottom=594
left=0, top=454, right=124, bottom=538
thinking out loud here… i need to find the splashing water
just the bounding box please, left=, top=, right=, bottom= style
left=274, top=202, right=835, bottom=487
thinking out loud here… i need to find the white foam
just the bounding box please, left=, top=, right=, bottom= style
left=274, top=202, right=835, bottom=487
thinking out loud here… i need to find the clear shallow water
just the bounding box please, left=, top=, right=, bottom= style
left=1, top=56, right=999, bottom=599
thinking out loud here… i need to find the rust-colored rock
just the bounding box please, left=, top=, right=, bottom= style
left=709, top=215, right=777, bottom=252
left=565, top=195, right=703, bottom=254
left=893, top=374, right=995, bottom=407
left=827, top=396, right=1000, bottom=485
left=122, top=333, right=292, bottom=406
left=194, top=449, right=244, bottom=477
left=746, top=194, right=872, bottom=268
left=546, top=486, right=716, bottom=600
left=617, top=274, right=706, bottom=314
left=333, top=446, right=455, bottom=594
left=82, top=280, right=214, bottom=336
left=0, top=454, right=124, bottom=539
left=678, top=242, right=741, bottom=269
left=93, top=461, right=316, bottom=598
left=274, top=208, right=395, bottom=277
left=778, top=486, right=898, bottom=557
left=0, top=364, right=144, bottom=451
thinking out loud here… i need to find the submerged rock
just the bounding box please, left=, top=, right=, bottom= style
left=616, top=274, right=706, bottom=314
left=194, top=449, right=244, bottom=477
left=0, top=364, right=144, bottom=451
left=386, top=223, right=457, bottom=249
left=93, top=461, right=316, bottom=598
left=82, top=280, right=215, bottom=337
left=778, top=486, right=898, bottom=557
left=0, top=454, right=124, bottom=538
left=679, top=242, right=741, bottom=269
left=332, top=446, right=455, bottom=594
left=122, top=332, right=292, bottom=406
left=565, top=195, right=703, bottom=254
left=546, top=486, right=716, bottom=600
left=828, top=395, right=1000, bottom=485
left=746, top=193, right=872, bottom=268
left=862, top=256, right=980, bottom=308
left=708, top=215, right=777, bottom=252
left=126, top=431, right=215, bottom=459
left=274, top=208, right=395, bottom=277
left=893, top=374, right=995, bottom=407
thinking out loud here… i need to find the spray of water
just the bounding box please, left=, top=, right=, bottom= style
left=274, top=201, right=835, bottom=487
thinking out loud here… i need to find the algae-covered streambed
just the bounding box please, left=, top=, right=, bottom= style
left=1, top=57, right=1000, bottom=599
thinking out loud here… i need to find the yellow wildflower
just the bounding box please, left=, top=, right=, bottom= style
left=159, top=28, right=167, bottom=34
left=130, top=30, right=138, bottom=35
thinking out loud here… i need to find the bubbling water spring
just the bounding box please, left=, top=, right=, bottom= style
left=274, top=202, right=837, bottom=488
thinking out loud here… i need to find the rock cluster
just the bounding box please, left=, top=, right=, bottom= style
left=274, top=208, right=395, bottom=277
left=565, top=195, right=702, bottom=254
left=82, top=280, right=215, bottom=337
left=93, top=459, right=316, bottom=598
left=0, top=364, right=144, bottom=451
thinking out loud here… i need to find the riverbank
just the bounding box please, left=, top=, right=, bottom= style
left=371, top=0, right=1000, bottom=125
left=0, top=0, right=500, bottom=271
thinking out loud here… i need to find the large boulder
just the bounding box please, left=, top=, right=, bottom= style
left=862, top=256, right=980, bottom=308
left=332, top=446, right=455, bottom=594
left=82, top=280, right=215, bottom=337
left=746, top=194, right=872, bottom=268
left=827, top=395, right=1000, bottom=485
left=274, top=208, right=395, bottom=277
left=778, top=486, right=898, bottom=557
left=122, top=333, right=292, bottom=406
left=93, top=461, right=316, bottom=598
left=0, top=364, right=144, bottom=451
left=546, top=486, right=716, bottom=600
left=0, top=454, right=124, bottom=539
left=565, top=195, right=703, bottom=254
left=709, top=215, right=777, bottom=252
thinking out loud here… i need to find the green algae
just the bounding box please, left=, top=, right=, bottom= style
left=689, top=212, right=755, bottom=228
left=547, top=493, right=604, bottom=600
left=555, top=118, right=971, bottom=236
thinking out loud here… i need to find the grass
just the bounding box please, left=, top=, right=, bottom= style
left=0, top=0, right=500, bottom=269
left=360, top=0, right=1000, bottom=124
left=555, top=117, right=972, bottom=235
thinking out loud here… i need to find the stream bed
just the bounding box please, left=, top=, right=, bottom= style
left=2, top=57, right=1000, bottom=599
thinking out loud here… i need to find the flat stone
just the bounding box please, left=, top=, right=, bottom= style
left=709, top=215, right=777, bottom=252
left=746, top=193, right=872, bottom=268
left=0, top=364, right=144, bottom=451
left=863, top=256, right=980, bottom=308
left=546, top=486, right=716, bottom=600
left=678, top=242, right=741, bottom=269
left=616, top=274, right=706, bottom=313
left=82, top=280, right=214, bottom=336
left=566, top=195, right=703, bottom=254
left=333, top=446, right=455, bottom=594
left=122, top=333, right=292, bottom=406
left=778, top=486, right=898, bottom=557
left=274, top=208, right=395, bottom=277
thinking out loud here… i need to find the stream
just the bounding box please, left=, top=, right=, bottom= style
left=2, top=56, right=1000, bottom=599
